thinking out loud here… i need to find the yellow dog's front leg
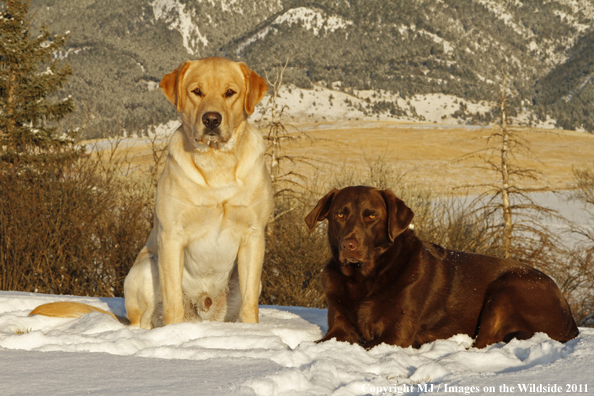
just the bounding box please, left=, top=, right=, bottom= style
left=158, top=232, right=185, bottom=325
left=237, top=233, right=265, bottom=323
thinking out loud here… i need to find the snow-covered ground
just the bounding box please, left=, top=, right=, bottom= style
left=251, top=83, right=559, bottom=130
left=1, top=291, right=592, bottom=395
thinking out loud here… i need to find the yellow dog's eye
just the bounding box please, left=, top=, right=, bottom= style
left=225, top=89, right=236, bottom=97
left=368, top=214, right=377, bottom=219
left=192, top=88, right=202, bottom=96
left=336, top=213, right=345, bottom=219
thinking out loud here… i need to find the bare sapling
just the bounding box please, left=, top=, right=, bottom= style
left=455, top=73, right=564, bottom=264
left=257, top=58, right=325, bottom=235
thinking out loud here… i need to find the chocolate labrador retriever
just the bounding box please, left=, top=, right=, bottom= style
left=305, top=186, right=579, bottom=349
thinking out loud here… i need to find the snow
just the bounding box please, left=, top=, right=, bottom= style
left=554, top=0, right=594, bottom=19
left=151, top=0, right=208, bottom=55
left=473, top=0, right=534, bottom=39
left=82, top=120, right=178, bottom=151
left=397, top=25, right=454, bottom=55
left=250, top=82, right=565, bottom=130
left=553, top=9, right=591, bottom=33
left=252, top=83, right=494, bottom=125
left=237, top=7, right=352, bottom=53
left=54, top=46, right=90, bottom=61
left=1, top=291, right=593, bottom=395
left=272, top=7, right=352, bottom=35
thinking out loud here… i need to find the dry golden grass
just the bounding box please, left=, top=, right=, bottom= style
left=285, top=121, right=594, bottom=194
left=87, top=121, right=594, bottom=195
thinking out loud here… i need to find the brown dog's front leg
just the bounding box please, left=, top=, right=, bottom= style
left=319, top=267, right=363, bottom=344
left=320, top=323, right=361, bottom=344
left=320, top=297, right=362, bottom=344
left=358, top=299, right=417, bottom=349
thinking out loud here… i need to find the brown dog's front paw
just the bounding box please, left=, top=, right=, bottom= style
left=357, top=305, right=384, bottom=343
left=360, top=338, right=385, bottom=350
left=359, top=322, right=379, bottom=344
left=318, top=330, right=360, bottom=344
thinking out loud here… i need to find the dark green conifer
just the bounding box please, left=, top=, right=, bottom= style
left=0, top=0, right=77, bottom=167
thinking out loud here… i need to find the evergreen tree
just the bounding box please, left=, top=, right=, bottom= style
left=0, top=0, right=77, bottom=167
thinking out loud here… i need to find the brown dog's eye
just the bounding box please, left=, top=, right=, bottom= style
left=368, top=214, right=377, bottom=219
left=225, top=89, right=236, bottom=98
left=192, top=88, right=202, bottom=97
left=335, top=213, right=345, bottom=219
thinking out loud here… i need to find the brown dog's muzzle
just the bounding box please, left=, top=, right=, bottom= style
left=339, top=235, right=366, bottom=266
left=341, top=237, right=359, bottom=252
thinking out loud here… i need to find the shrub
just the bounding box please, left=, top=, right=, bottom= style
left=260, top=155, right=493, bottom=308
left=0, top=154, right=153, bottom=296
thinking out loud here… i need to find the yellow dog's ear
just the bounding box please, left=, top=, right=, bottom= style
left=239, top=63, right=268, bottom=115
left=160, top=61, right=191, bottom=113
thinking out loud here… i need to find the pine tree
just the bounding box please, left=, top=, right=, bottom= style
left=0, top=0, right=77, bottom=167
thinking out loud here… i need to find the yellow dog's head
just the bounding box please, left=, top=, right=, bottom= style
left=160, top=57, right=268, bottom=150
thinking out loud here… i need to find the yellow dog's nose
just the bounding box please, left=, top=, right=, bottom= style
left=202, top=111, right=222, bottom=130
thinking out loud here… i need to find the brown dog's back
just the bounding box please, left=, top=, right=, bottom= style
left=415, top=246, right=578, bottom=347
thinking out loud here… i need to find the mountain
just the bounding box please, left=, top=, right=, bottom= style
left=28, top=0, right=594, bottom=138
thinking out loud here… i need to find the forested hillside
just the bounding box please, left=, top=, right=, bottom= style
left=29, top=0, right=594, bottom=137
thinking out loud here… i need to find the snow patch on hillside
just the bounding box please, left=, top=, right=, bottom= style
left=554, top=9, right=592, bottom=33
left=553, top=0, right=594, bottom=20
left=275, top=7, right=352, bottom=35
left=475, top=0, right=594, bottom=65
left=418, top=30, right=455, bottom=55
left=396, top=25, right=454, bottom=54
left=563, top=73, right=594, bottom=103
left=252, top=83, right=559, bottom=130
left=253, top=83, right=493, bottom=125
left=237, top=7, right=352, bottom=53
left=54, top=46, right=90, bottom=60
left=215, top=0, right=241, bottom=13
left=474, top=0, right=534, bottom=39
left=152, top=0, right=208, bottom=55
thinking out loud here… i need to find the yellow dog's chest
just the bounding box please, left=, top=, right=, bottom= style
left=182, top=200, right=253, bottom=269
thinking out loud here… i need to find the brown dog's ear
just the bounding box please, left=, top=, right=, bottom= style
left=239, top=62, right=268, bottom=115
left=305, top=189, right=338, bottom=233
left=382, top=189, right=414, bottom=241
left=160, top=61, right=191, bottom=112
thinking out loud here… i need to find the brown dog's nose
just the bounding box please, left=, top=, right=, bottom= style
left=341, top=237, right=359, bottom=251
left=202, top=112, right=222, bottom=130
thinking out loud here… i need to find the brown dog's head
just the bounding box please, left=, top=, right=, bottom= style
left=159, top=57, right=268, bottom=151
left=305, top=186, right=414, bottom=275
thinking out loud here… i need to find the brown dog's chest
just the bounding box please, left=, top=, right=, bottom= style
left=336, top=248, right=488, bottom=346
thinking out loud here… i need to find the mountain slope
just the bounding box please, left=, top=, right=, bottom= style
left=27, top=0, right=594, bottom=137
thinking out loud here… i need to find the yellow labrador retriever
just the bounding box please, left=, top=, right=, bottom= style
left=30, top=57, right=273, bottom=328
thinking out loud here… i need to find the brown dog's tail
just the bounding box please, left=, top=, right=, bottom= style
left=29, top=302, right=130, bottom=325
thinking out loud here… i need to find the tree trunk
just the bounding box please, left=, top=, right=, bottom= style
left=500, top=95, right=512, bottom=258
